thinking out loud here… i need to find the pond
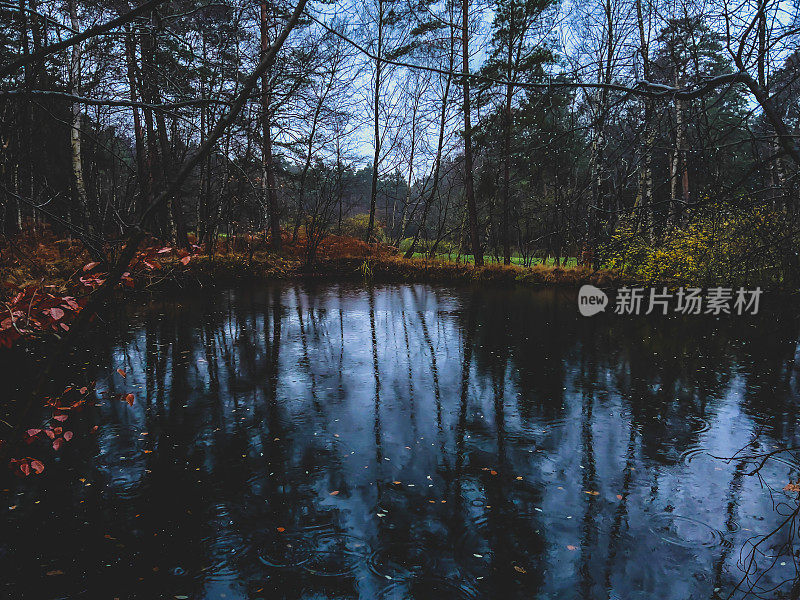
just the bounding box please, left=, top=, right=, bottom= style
left=2, top=283, right=800, bottom=599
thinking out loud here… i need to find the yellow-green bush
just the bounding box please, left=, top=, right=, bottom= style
left=340, top=214, right=387, bottom=243
left=601, top=201, right=799, bottom=287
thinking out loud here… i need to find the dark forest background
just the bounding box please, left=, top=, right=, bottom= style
left=0, top=0, right=798, bottom=282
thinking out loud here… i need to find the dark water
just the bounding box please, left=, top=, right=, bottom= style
left=3, top=283, right=800, bottom=599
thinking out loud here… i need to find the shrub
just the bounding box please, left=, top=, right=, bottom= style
left=340, top=214, right=387, bottom=243
left=600, top=200, right=800, bottom=287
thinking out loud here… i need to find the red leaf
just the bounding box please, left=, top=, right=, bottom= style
left=60, top=323, right=69, bottom=331
left=79, top=387, right=88, bottom=395
left=44, top=429, right=55, bottom=439
left=53, top=427, right=62, bottom=435
left=125, top=393, right=135, bottom=406
left=63, top=431, right=73, bottom=442
left=116, top=368, right=127, bottom=379
left=26, top=428, right=42, bottom=437
left=52, top=438, right=63, bottom=451
left=180, top=256, right=191, bottom=266
left=49, top=307, right=65, bottom=321
left=157, top=247, right=172, bottom=254
left=52, top=414, right=68, bottom=422
left=83, top=261, right=99, bottom=272
left=20, top=462, right=31, bottom=476
left=30, top=459, right=44, bottom=474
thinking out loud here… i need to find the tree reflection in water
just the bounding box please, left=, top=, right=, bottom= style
left=2, top=283, right=800, bottom=599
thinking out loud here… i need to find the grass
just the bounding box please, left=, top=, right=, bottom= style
left=410, top=252, right=578, bottom=267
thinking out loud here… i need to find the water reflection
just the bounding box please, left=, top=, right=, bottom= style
left=3, top=283, right=800, bottom=599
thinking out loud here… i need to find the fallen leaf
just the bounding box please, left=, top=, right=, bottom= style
left=584, top=490, right=600, bottom=496
left=616, top=494, right=623, bottom=500
left=329, top=490, right=340, bottom=496
left=490, top=470, right=498, bottom=476
left=125, top=393, right=135, bottom=406
left=46, top=569, right=64, bottom=576
left=277, top=527, right=286, bottom=533
left=52, top=414, right=68, bottom=422
left=63, top=431, right=73, bottom=441
left=513, top=565, right=527, bottom=574
left=566, top=545, right=577, bottom=551
left=180, top=256, right=191, bottom=266
left=82, top=261, right=99, bottom=272
left=784, top=482, right=800, bottom=493
left=30, top=459, right=44, bottom=474
left=116, top=368, right=127, bottom=378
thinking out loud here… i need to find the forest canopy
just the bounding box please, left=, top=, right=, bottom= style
left=0, top=0, right=798, bottom=284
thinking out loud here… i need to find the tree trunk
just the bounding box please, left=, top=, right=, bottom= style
left=634, top=0, right=653, bottom=240
left=366, top=0, right=384, bottom=243
left=68, top=0, right=93, bottom=235
left=124, top=28, right=151, bottom=221
left=461, top=0, right=482, bottom=266
left=261, top=0, right=282, bottom=250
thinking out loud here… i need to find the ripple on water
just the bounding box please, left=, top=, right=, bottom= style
left=255, top=533, right=312, bottom=569
left=454, top=513, right=546, bottom=577
left=649, top=514, right=729, bottom=549
left=688, top=416, right=712, bottom=435
left=202, top=531, right=255, bottom=581
left=376, top=577, right=480, bottom=599
left=679, top=446, right=709, bottom=465
left=303, top=532, right=371, bottom=577
left=368, top=544, right=431, bottom=580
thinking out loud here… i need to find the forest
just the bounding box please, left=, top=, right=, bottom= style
left=3, top=2, right=800, bottom=599
left=0, top=0, right=798, bottom=286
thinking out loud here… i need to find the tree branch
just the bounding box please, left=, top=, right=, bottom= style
left=0, top=0, right=168, bottom=79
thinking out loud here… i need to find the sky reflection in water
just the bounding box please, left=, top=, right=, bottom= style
left=3, top=283, right=800, bottom=600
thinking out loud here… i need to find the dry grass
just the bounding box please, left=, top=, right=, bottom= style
left=1, top=229, right=619, bottom=302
